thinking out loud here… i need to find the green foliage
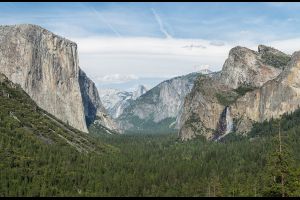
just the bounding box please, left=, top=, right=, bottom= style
left=215, top=91, right=239, bottom=106
left=0, top=75, right=116, bottom=196
left=261, top=52, right=291, bottom=69
left=184, top=112, right=200, bottom=128
left=262, top=149, right=294, bottom=197
left=234, top=85, right=256, bottom=96
left=248, top=110, right=300, bottom=197
left=0, top=75, right=112, bottom=153
left=216, top=85, right=256, bottom=106
left=88, top=116, right=119, bottom=135
left=1, top=74, right=300, bottom=197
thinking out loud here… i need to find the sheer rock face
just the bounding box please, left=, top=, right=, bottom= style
left=178, top=73, right=227, bottom=140
left=231, top=51, right=300, bottom=133
left=79, top=69, right=118, bottom=131
left=0, top=24, right=116, bottom=133
left=179, top=45, right=292, bottom=140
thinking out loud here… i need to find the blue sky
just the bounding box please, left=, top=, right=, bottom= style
left=1, top=2, right=300, bottom=91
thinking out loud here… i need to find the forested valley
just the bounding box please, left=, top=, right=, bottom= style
left=2, top=102, right=300, bottom=196
left=1, top=71, right=300, bottom=197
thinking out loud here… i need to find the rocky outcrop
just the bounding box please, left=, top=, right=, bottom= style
left=219, top=45, right=285, bottom=89
left=133, top=85, right=147, bottom=100
left=117, top=72, right=199, bottom=133
left=178, top=73, right=227, bottom=140
left=0, top=24, right=116, bottom=133
left=258, top=44, right=292, bottom=69
left=179, top=45, right=292, bottom=140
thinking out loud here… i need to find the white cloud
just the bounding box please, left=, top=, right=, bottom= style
left=73, top=36, right=230, bottom=57
left=73, top=36, right=232, bottom=81
left=268, top=37, right=300, bottom=55
left=70, top=35, right=300, bottom=90
left=243, top=17, right=266, bottom=25
left=210, top=40, right=225, bottom=46
left=86, top=6, right=122, bottom=37
left=182, top=44, right=207, bottom=49
left=95, top=74, right=139, bottom=84
left=190, top=64, right=212, bottom=73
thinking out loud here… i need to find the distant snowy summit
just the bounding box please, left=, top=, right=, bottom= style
left=99, top=85, right=147, bottom=119
left=198, top=69, right=213, bottom=74
left=132, top=85, right=148, bottom=100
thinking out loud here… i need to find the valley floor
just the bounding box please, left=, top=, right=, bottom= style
left=2, top=125, right=300, bottom=196
left=2, top=86, right=300, bottom=197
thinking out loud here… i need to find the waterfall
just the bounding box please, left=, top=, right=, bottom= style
left=215, top=106, right=233, bottom=141
left=225, top=106, right=233, bottom=134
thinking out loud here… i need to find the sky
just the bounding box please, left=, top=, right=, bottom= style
left=1, top=2, right=300, bottom=91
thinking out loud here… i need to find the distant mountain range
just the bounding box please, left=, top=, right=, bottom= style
left=99, top=85, right=147, bottom=119
left=198, top=68, right=213, bottom=74
left=114, top=72, right=199, bottom=134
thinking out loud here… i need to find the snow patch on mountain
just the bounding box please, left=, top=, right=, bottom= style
left=99, top=85, right=147, bottom=118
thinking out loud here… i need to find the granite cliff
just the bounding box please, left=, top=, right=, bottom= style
left=179, top=45, right=292, bottom=140
left=79, top=69, right=118, bottom=131
left=0, top=24, right=117, bottom=133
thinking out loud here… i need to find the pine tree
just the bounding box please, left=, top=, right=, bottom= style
left=208, top=172, right=223, bottom=197
left=263, top=118, right=295, bottom=197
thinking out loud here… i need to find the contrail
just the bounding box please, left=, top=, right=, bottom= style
left=90, top=7, right=122, bottom=37
left=151, top=8, right=172, bottom=39
left=79, top=3, right=122, bottom=37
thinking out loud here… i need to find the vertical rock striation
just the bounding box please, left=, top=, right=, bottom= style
left=0, top=24, right=117, bottom=133
left=231, top=50, right=300, bottom=134
left=178, top=45, right=292, bottom=140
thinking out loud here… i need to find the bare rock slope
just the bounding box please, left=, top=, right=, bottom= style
left=0, top=24, right=117, bottom=133
left=179, top=45, right=292, bottom=140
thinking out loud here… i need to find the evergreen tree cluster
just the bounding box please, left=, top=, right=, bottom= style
left=1, top=74, right=300, bottom=196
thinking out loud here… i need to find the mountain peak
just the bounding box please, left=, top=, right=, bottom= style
left=220, top=45, right=284, bottom=89
left=99, top=85, right=147, bottom=119
left=258, top=44, right=289, bottom=57
left=133, top=85, right=147, bottom=100
left=228, top=46, right=257, bottom=59
left=198, top=69, right=213, bottom=74
left=258, top=44, right=291, bottom=69
left=137, top=84, right=147, bottom=90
